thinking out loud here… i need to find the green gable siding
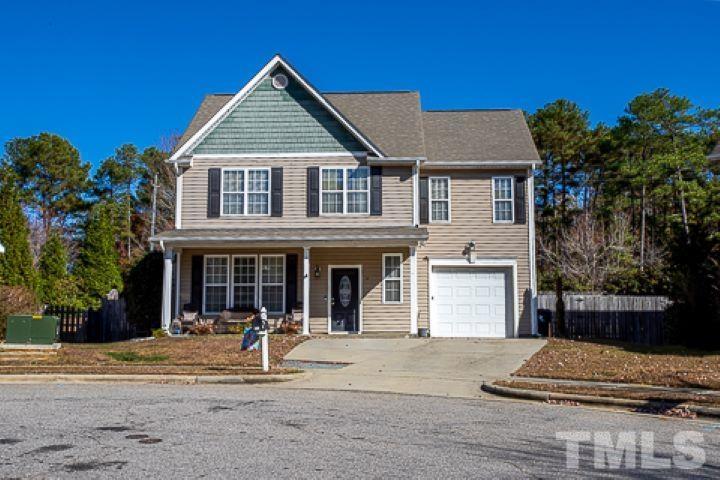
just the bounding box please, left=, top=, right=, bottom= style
left=191, top=68, right=364, bottom=155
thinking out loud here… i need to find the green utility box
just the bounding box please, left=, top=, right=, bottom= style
left=5, top=315, right=59, bottom=345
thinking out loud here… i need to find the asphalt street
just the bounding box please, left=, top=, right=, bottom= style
left=0, top=384, right=718, bottom=479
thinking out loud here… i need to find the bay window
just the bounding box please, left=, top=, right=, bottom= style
left=204, top=256, right=229, bottom=314
left=260, top=255, right=285, bottom=314
left=232, top=256, right=257, bottom=311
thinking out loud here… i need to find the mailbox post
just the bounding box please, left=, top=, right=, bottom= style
left=254, top=307, right=270, bottom=372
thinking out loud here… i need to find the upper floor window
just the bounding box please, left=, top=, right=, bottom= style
left=493, top=176, right=514, bottom=223
left=222, top=168, right=270, bottom=216
left=430, top=177, right=450, bottom=222
left=321, top=166, right=369, bottom=215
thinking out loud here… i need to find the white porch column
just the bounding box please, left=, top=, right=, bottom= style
left=528, top=172, right=538, bottom=336
left=410, top=246, right=418, bottom=335
left=162, top=247, right=173, bottom=331
left=303, top=246, right=311, bottom=335
left=174, top=250, right=182, bottom=318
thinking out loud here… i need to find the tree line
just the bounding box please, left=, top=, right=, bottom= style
left=529, top=89, right=720, bottom=347
left=0, top=133, right=176, bottom=310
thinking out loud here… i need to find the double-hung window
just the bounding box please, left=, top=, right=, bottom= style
left=382, top=253, right=403, bottom=304
left=321, top=166, right=369, bottom=214
left=492, top=176, right=514, bottom=223
left=204, top=256, right=229, bottom=314
left=260, top=255, right=285, bottom=314
left=232, top=256, right=257, bottom=311
left=222, top=168, right=270, bottom=216
left=429, top=177, right=450, bottom=222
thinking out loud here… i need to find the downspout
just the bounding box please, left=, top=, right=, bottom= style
left=528, top=169, right=538, bottom=336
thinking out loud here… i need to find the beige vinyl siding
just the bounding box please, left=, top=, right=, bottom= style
left=177, top=247, right=410, bottom=333
left=181, top=157, right=412, bottom=228
left=307, top=247, right=410, bottom=333
left=417, top=169, right=533, bottom=336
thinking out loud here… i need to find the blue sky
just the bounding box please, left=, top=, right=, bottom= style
left=1, top=0, right=718, bottom=168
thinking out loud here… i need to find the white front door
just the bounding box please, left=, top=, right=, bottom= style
left=431, top=267, right=510, bottom=338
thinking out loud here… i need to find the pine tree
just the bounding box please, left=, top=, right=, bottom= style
left=38, top=230, right=70, bottom=305
left=75, top=203, right=123, bottom=307
left=0, top=176, right=36, bottom=290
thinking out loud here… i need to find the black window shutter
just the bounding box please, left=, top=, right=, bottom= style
left=419, top=177, right=429, bottom=224
left=307, top=166, right=319, bottom=217
left=191, top=256, right=204, bottom=311
left=514, top=175, right=527, bottom=224
left=271, top=167, right=283, bottom=217
left=370, top=166, right=382, bottom=216
left=207, top=168, right=221, bottom=218
left=285, top=254, right=298, bottom=314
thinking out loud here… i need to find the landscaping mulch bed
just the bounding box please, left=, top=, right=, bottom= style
left=515, top=338, right=720, bottom=389
left=496, top=380, right=720, bottom=408
left=0, top=335, right=306, bottom=375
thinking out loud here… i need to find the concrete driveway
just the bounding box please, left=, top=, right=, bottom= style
left=283, top=337, right=545, bottom=398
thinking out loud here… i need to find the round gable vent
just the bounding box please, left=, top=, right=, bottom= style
left=272, top=73, right=289, bottom=90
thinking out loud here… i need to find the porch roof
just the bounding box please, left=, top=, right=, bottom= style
left=151, top=226, right=428, bottom=247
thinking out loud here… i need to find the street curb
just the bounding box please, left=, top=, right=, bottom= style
left=481, top=382, right=720, bottom=419
left=0, top=372, right=307, bottom=385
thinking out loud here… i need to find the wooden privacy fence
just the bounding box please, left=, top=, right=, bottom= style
left=538, top=293, right=670, bottom=345
left=46, top=298, right=133, bottom=343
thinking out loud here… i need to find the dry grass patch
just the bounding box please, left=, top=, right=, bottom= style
left=0, top=335, right=306, bottom=375
left=515, top=338, right=720, bottom=389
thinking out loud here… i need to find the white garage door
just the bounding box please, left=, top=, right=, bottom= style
left=431, top=267, right=510, bottom=338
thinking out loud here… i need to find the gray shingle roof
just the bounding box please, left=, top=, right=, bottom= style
left=172, top=88, right=539, bottom=164
left=422, top=110, right=540, bottom=164
left=152, top=226, right=428, bottom=243
left=174, top=94, right=233, bottom=154
left=323, top=92, right=426, bottom=157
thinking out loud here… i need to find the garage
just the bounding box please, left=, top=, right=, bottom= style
left=430, top=265, right=514, bottom=338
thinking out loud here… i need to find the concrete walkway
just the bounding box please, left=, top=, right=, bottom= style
left=283, top=337, right=545, bottom=398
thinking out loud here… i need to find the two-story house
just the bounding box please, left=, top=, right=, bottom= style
left=152, top=55, right=540, bottom=338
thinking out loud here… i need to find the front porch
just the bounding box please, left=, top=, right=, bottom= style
left=154, top=227, right=428, bottom=335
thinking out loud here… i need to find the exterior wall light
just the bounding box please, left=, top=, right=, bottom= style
left=314, top=265, right=321, bottom=278
left=464, top=240, right=476, bottom=264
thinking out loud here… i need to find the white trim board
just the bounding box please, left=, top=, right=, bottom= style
left=192, top=152, right=366, bottom=159
left=427, top=258, right=519, bottom=338
left=327, top=265, right=363, bottom=334
left=170, top=55, right=384, bottom=161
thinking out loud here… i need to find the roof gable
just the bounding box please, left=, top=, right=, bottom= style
left=171, top=55, right=383, bottom=160
left=192, top=67, right=364, bottom=155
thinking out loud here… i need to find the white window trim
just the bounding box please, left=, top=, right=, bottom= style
left=319, top=166, right=370, bottom=216
left=429, top=176, right=451, bottom=223
left=231, top=255, right=258, bottom=310
left=202, top=255, right=230, bottom=315
left=382, top=253, right=403, bottom=304
left=220, top=167, right=271, bottom=217
left=492, top=176, right=514, bottom=224
left=260, top=254, right=286, bottom=315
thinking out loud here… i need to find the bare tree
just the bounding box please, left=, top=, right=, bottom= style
left=540, top=212, right=634, bottom=292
